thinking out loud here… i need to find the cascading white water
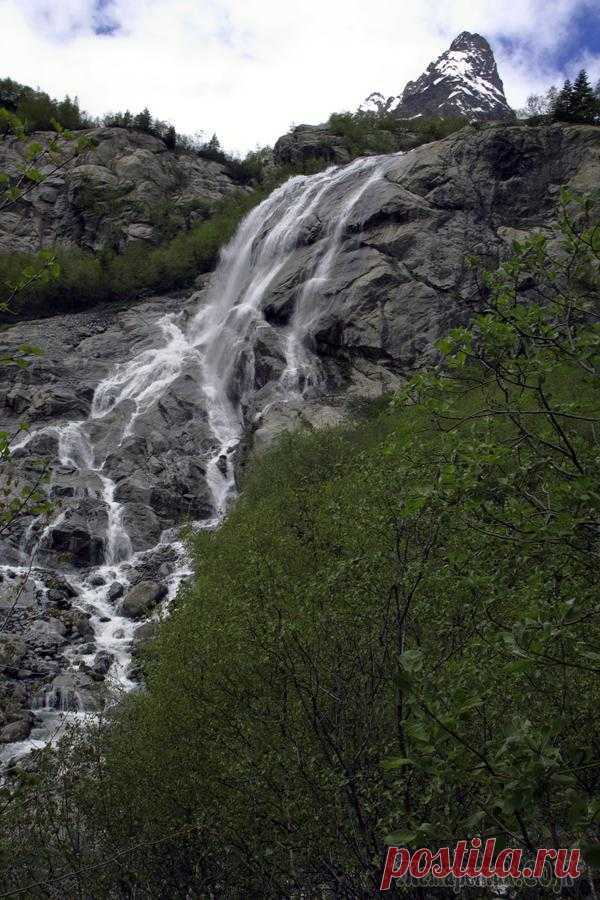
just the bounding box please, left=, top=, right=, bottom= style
left=2, top=152, right=398, bottom=763
left=281, top=159, right=389, bottom=394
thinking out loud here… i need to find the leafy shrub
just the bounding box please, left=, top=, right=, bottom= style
left=326, top=109, right=466, bottom=157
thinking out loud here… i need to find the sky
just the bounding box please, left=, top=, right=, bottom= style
left=1, top=0, right=600, bottom=155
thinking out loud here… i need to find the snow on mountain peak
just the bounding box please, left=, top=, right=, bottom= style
left=394, top=31, right=515, bottom=122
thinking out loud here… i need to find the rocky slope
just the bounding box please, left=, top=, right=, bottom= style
left=394, top=31, right=515, bottom=121
left=0, top=122, right=599, bottom=758
left=0, top=127, right=245, bottom=254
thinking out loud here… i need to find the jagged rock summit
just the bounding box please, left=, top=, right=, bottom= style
left=394, top=31, right=515, bottom=122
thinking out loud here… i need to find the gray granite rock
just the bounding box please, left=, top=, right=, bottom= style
left=0, top=127, right=249, bottom=254
left=120, top=580, right=167, bottom=620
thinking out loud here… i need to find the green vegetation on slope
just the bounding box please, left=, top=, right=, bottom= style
left=327, top=108, right=466, bottom=156
left=2, top=192, right=600, bottom=897
left=0, top=77, right=89, bottom=132
left=0, top=189, right=269, bottom=318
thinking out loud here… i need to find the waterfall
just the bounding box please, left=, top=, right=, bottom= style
left=1, top=152, right=397, bottom=763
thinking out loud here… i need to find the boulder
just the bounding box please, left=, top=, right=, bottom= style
left=49, top=499, right=107, bottom=567
left=35, top=672, right=104, bottom=713
left=0, top=635, right=26, bottom=667
left=72, top=612, right=94, bottom=639
left=120, top=502, right=161, bottom=551
left=24, top=618, right=67, bottom=649
left=92, top=651, right=114, bottom=676
left=273, top=124, right=351, bottom=167
left=120, top=581, right=167, bottom=620
left=0, top=579, right=38, bottom=613
left=107, top=581, right=125, bottom=602
left=0, top=719, right=31, bottom=743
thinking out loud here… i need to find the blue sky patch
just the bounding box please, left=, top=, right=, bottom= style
left=496, top=4, right=600, bottom=81
left=92, top=0, right=120, bottom=36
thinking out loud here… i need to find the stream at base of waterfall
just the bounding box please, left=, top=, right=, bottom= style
left=0, top=153, right=400, bottom=764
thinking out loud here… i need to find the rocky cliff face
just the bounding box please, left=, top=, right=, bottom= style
left=273, top=124, right=353, bottom=167
left=1, top=122, right=599, bottom=759
left=0, top=127, right=244, bottom=254
left=394, top=32, right=515, bottom=122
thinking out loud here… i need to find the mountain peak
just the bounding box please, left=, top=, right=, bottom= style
left=394, top=32, right=515, bottom=122
left=450, top=31, right=491, bottom=52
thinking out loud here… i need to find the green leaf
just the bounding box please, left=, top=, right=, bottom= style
left=385, top=831, right=417, bottom=846
left=381, top=757, right=413, bottom=771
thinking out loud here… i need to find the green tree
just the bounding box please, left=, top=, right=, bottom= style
left=197, top=132, right=226, bottom=161
left=571, top=69, right=599, bottom=122
left=0, top=78, right=88, bottom=131
left=55, top=95, right=83, bottom=130
left=0, top=77, right=22, bottom=113
left=163, top=124, right=177, bottom=149
left=554, top=77, right=574, bottom=121
left=555, top=71, right=599, bottom=123
left=133, top=107, right=152, bottom=132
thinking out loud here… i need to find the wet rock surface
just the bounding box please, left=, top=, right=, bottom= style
left=0, top=294, right=215, bottom=565
left=120, top=580, right=168, bottom=620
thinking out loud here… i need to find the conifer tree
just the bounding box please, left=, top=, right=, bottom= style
left=164, top=125, right=177, bottom=149
left=545, top=84, right=559, bottom=115
left=553, top=78, right=574, bottom=121
left=133, top=107, right=152, bottom=132
left=571, top=69, right=598, bottom=122
left=554, top=71, right=599, bottom=124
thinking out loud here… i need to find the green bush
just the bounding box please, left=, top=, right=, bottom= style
left=326, top=109, right=466, bottom=157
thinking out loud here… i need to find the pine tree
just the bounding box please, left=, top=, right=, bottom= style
left=133, top=107, right=152, bottom=133
left=164, top=125, right=177, bottom=150
left=0, top=78, right=23, bottom=113
left=56, top=95, right=83, bottom=129
left=570, top=70, right=598, bottom=123
left=545, top=85, right=559, bottom=115
left=199, top=133, right=224, bottom=162
left=553, top=79, right=574, bottom=122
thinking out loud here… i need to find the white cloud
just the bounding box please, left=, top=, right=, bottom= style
left=0, top=0, right=598, bottom=153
